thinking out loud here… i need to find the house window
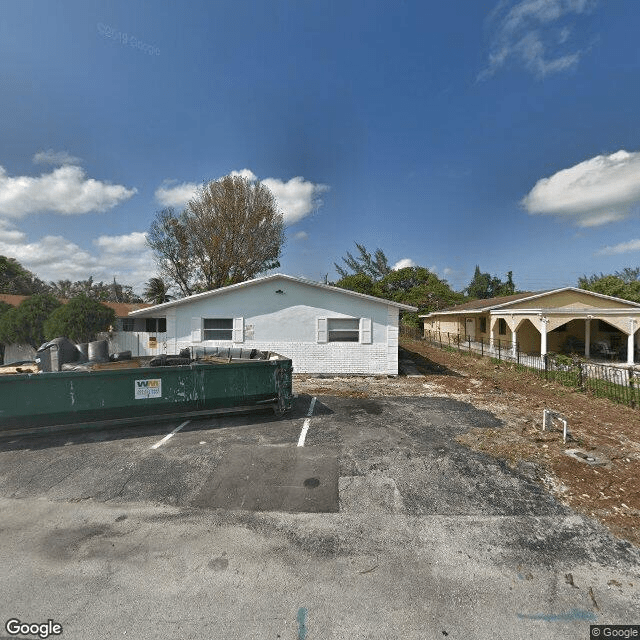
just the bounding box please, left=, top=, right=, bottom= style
left=328, top=318, right=360, bottom=342
left=479, top=317, right=487, bottom=333
left=145, top=317, right=167, bottom=333
left=203, top=318, right=233, bottom=340
left=120, top=318, right=135, bottom=332
left=498, top=318, right=507, bottom=335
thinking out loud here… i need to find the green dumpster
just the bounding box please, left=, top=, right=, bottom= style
left=0, top=355, right=293, bottom=433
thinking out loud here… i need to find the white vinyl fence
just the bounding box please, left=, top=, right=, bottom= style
left=97, top=331, right=168, bottom=357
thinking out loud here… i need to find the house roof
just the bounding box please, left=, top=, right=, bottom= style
left=0, top=294, right=30, bottom=308
left=420, top=287, right=640, bottom=317
left=128, top=273, right=418, bottom=315
left=431, top=291, right=540, bottom=313
left=0, top=294, right=151, bottom=317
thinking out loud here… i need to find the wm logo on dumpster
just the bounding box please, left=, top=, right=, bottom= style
left=135, top=378, right=162, bottom=399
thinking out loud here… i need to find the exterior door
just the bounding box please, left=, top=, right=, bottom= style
left=465, top=318, right=475, bottom=341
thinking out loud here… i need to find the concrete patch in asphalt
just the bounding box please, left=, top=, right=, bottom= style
left=339, top=475, right=405, bottom=514
left=191, top=445, right=339, bottom=512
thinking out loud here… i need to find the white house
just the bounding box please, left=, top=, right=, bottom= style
left=121, top=274, right=417, bottom=375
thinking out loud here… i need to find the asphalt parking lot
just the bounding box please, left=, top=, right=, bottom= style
left=0, top=393, right=638, bottom=639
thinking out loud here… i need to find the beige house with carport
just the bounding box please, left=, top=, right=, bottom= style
left=421, top=287, right=640, bottom=366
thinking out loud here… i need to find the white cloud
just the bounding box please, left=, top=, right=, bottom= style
left=521, top=150, right=640, bottom=227
left=293, top=230, right=308, bottom=241
left=0, top=165, right=137, bottom=217
left=393, top=258, right=417, bottom=270
left=262, top=175, right=329, bottom=225
left=230, top=169, right=258, bottom=181
left=0, top=218, right=26, bottom=244
left=156, top=169, right=329, bottom=225
left=479, top=0, right=596, bottom=80
left=596, top=239, right=640, bottom=256
left=154, top=180, right=199, bottom=208
left=0, top=221, right=155, bottom=291
left=32, top=149, right=82, bottom=166
left=94, top=231, right=148, bottom=253
left=443, top=267, right=454, bottom=276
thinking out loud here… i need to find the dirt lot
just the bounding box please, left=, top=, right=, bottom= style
left=295, top=338, right=640, bottom=549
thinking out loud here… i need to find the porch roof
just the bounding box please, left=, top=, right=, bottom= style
left=420, top=291, right=540, bottom=316
left=420, top=287, right=640, bottom=318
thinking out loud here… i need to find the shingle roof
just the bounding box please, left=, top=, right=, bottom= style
left=436, top=291, right=541, bottom=313
left=421, top=286, right=640, bottom=316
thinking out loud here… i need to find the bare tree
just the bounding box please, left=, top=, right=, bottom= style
left=147, top=175, right=285, bottom=294
left=147, top=208, right=195, bottom=296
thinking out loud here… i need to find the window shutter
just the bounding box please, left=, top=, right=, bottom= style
left=360, top=317, right=372, bottom=344
left=191, top=317, right=201, bottom=343
left=317, top=317, right=328, bottom=343
left=232, top=317, right=244, bottom=343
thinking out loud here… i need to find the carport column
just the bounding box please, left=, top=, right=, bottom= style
left=628, top=319, right=637, bottom=365
left=540, top=316, right=549, bottom=356
left=488, top=315, right=495, bottom=352
left=511, top=317, right=517, bottom=357
left=584, top=318, right=591, bottom=358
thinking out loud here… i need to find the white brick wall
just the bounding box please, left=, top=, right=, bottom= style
left=124, top=277, right=411, bottom=375
left=176, top=340, right=395, bottom=375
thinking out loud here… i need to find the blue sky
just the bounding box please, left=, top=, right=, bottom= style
left=1, top=0, right=640, bottom=296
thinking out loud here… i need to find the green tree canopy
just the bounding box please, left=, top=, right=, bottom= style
left=43, top=295, right=116, bottom=343
left=333, top=273, right=377, bottom=296
left=0, top=300, right=13, bottom=363
left=466, top=266, right=516, bottom=299
left=142, top=277, right=174, bottom=304
left=0, top=256, right=48, bottom=295
left=48, top=276, right=142, bottom=302
left=377, top=267, right=465, bottom=311
left=578, top=269, right=640, bottom=303
left=334, top=243, right=392, bottom=281
left=375, top=267, right=465, bottom=327
left=334, top=264, right=464, bottom=328
left=0, top=294, right=62, bottom=348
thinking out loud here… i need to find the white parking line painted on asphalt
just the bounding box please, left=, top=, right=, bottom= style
left=306, top=396, right=317, bottom=418
left=297, top=397, right=317, bottom=447
left=150, top=421, right=190, bottom=449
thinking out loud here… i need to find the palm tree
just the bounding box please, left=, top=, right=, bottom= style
left=143, top=277, right=174, bottom=304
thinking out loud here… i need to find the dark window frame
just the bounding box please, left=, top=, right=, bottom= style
left=120, top=318, right=135, bottom=332
left=145, top=317, right=167, bottom=333
left=203, top=318, right=233, bottom=341
left=327, top=318, right=360, bottom=343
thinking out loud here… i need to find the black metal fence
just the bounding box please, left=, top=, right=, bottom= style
left=400, top=326, right=640, bottom=409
